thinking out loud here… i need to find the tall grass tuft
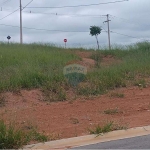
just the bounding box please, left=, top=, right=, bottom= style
left=0, top=120, right=49, bottom=149
left=0, top=120, right=29, bottom=149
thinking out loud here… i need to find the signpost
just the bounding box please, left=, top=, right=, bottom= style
left=64, top=39, right=67, bottom=48
left=7, top=36, right=11, bottom=44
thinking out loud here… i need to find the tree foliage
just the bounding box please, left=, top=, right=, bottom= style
left=90, top=26, right=102, bottom=49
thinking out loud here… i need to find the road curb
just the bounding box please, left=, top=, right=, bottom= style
left=24, top=125, right=150, bottom=149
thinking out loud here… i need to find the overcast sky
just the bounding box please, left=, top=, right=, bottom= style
left=0, top=0, right=150, bottom=48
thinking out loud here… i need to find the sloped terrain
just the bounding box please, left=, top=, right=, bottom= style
left=1, top=50, right=150, bottom=141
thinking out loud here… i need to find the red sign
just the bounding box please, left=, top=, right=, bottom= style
left=64, top=39, right=67, bottom=42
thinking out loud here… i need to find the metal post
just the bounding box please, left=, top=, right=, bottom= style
left=20, top=0, right=23, bottom=44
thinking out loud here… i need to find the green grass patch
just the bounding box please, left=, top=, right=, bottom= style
left=1, top=42, right=150, bottom=99
left=0, top=43, right=79, bottom=92
left=134, top=79, right=147, bottom=88
left=78, top=41, right=150, bottom=96
left=88, top=121, right=127, bottom=135
left=90, top=51, right=102, bottom=68
left=0, top=120, right=49, bottom=149
left=0, top=120, right=29, bottom=149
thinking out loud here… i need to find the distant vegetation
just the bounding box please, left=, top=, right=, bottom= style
left=0, top=41, right=150, bottom=99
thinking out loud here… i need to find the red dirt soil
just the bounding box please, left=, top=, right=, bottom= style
left=0, top=51, right=150, bottom=141
left=74, top=51, right=121, bottom=69
left=1, top=87, right=150, bottom=140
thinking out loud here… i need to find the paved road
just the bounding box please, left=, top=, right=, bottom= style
left=72, top=134, right=150, bottom=149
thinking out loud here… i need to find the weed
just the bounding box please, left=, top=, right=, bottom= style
left=91, top=51, right=102, bottom=68
left=70, top=118, right=79, bottom=124
left=112, top=124, right=127, bottom=130
left=48, top=133, right=61, bottom=141
left=0, top=120, right=29, bottom=149
left=0, top=120, right=49, bottom=149
left=104, top=108, right=120, bottom=115
left=134, top=79, right=147, bottom=88
left=28, top=129, right=49, bottom=142
left=21, top=121, right=49, bottom=143
left=88, top=121, right=127, bottom=135
left=88, top=121, right=113, bottom=135
left=110, top=92, right=124, bottom=98
left=42, top=82, right=67, bottom=102
left=58, top=89, right=66, bottom=101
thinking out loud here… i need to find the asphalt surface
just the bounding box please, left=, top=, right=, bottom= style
left=72, top=134, right=150, bottom=149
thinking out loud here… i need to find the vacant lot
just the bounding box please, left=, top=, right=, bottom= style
left=1, top=42, right=150, bottom=144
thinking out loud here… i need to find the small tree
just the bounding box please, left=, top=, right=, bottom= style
left=90, top=26, right=102, bottom=50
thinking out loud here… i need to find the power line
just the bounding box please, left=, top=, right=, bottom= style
left=0, top=23, right=87, bottom=32
left=109, top=14, right=131, bottom=22
left=0, top=8, right=106, bottom=18
left=0, top=8, right=105, bottom=18
left=110, top=14, right=150, bottom=27
left=0, top=8, right=19, bottom=21
left=0, top=22, right=143, bottom=39
left=0, top=22, right=148, bottom=41
left=111, top=31, right=144, bottom=40
left=22, top=11, right=106, bottom=18
left=0, top=8, right=107, bottom=18
left=22, top=0, right=34, bottom=10
left=26, top=0, right=129, bottom=9
left=24, top=11, right=56, bottom=15
left=0, top=23, right=107, bottom=33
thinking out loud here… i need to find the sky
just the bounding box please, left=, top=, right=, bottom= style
left=0, top=0, right=150, bottom=48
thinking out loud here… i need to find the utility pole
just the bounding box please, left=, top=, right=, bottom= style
left=20, top=0, right=23, bottom=44
left=104, top=14, right=111, bottom=50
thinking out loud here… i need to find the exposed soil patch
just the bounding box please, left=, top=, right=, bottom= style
left=1, top=86, right=150, bottom=140
left=74, top=51, right=121, bottom=69
left=66, top=51, right=95, bottom=70
left=75, top=51, right=93, bottom=58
